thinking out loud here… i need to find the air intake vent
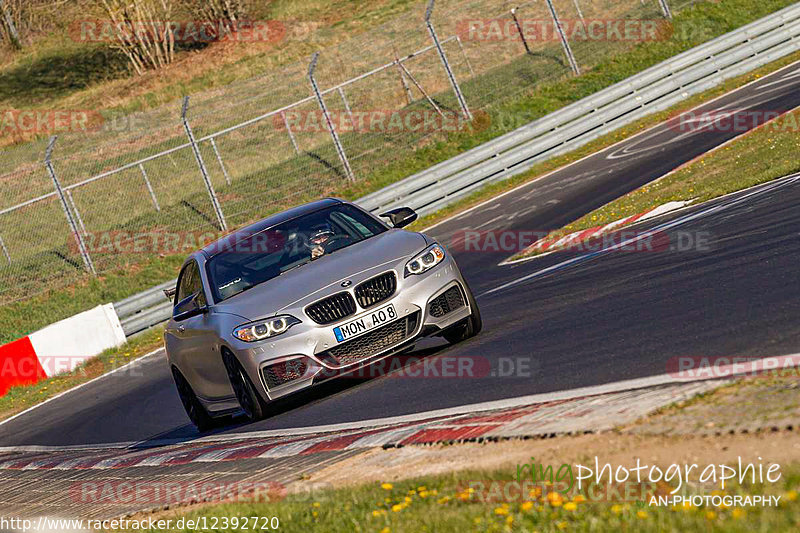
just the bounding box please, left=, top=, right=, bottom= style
left=428, top=286, right=465, bottom=318
left=354, top=271, right=397, bottom=309
left=263, top=360, right=308, bottom=390
left=306, top=292, right=357, bottom=324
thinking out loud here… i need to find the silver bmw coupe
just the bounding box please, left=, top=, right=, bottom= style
left=165, top=198, right=481, bottom=430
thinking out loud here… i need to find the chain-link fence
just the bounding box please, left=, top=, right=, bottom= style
left=0, top=0, right=688, bottom=305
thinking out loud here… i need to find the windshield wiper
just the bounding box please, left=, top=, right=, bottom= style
left=280, top=259, right=312, bottom=275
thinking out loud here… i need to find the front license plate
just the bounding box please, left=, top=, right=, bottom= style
left=333, top=303, right=398, bottom=342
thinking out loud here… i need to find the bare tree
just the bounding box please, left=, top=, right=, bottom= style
left=181, top=0, right=248, bottom=40
left=0, top=0, right=24, bottom=49
left=94, top=0, right=176, bottom=75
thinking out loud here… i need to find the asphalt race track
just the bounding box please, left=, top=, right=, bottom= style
left=2, top=61, right=800, bottom=448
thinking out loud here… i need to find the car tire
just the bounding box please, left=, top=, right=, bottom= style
left=443, top=283, right=482, bottom=344
left=172, top=368, right=215, bottom=432
left=222, top=349, right=268, bottom=422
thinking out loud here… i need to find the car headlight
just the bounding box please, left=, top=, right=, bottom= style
left=233, top=315, right=300, bottom=342
left=405, top=244, right=446, bottom=277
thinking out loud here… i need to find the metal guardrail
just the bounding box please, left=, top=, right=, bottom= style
left=357, top=2, right=800, bottom=216
left=114, top=4, right=800, bottom=337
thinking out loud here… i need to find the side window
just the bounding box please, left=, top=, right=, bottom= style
left=175, top=261, right=204, bottom=307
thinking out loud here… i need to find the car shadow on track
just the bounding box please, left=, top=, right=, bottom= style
left=134, top=338, right=454, bottom=447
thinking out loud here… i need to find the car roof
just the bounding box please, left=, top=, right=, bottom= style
left=198, top=198, right=343, bottom=259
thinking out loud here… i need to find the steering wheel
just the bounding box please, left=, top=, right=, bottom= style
left=322, top=234, right=352, bottom=252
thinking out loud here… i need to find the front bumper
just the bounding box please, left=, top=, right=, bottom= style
left=227, top=256, right=472, bottom=401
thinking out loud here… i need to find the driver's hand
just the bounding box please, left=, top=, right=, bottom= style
left=311, top=245, right=325, bottom=260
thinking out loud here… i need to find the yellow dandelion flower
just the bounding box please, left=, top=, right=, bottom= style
left=312, top=511, right=318, bottom=518
left=521, top=501, right=534, bottom=512
left=381, top=483, right=393, bottom=490
left=611, top=504, right=623, bottom=515
left=380, top=528, right=390, bottom=533
left=505, top=515, right=514, bottom=525
left=494, top=506, right=509, bottom=515
left=312, top=502, right=320, bottom=508
left=417, top=486, right=426, bottom=492
left=705, top=511, right=716, bottom=521
left=419, top=490, right=429, bottom=498
left=637, top=510, right=648, bottom=519
left=556, top=521, right=567, bottom=530
left=438, top=496, right=450, bottom=505
left=732, top=508, right=746, bottom=520
left=572, top=494, right=586, bottom=503
left=391, top=504, right=404, bottom=513
left=564, top=502, right=577, bottom=511
left=786, top=490, right=798, bottom=502
left=371, top=510, right=383, bottom=517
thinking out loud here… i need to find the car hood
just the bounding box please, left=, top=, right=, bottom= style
left=212, top=229, right=428, bottom=321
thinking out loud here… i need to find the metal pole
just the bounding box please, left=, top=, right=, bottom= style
left=65, top=189, right=88, bottom=237
left=45, top=136, right=95, bottom=275
left=572, top=0, right=585, bottom=22
left=181, top=96, right=228, bottom=232
left=657, top=0, right=672, bottom=19
left=511, top=7, right=533, bottom=56
left=545, top=0, right=581, bottom=75
left=210, top=137, right=231, bottom=186
left=426, top=0, right=472, bottom=121
left=139, top=163, right=160, bottom=212
left=281, top=111, right=301, bottom=154
left=455, top=36, right=475, bottom=77
left=309, top=52, right=355, bottom=181
left=338, top=87, right=356, bottom=131
left=394, top=52, right=415, bottom=105
left=397, top=60, right=444, bottom=117
left=0, top=234, right=10, bottom=265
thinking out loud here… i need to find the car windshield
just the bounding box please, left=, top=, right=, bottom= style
left=206, top=204, right=388, bottom=302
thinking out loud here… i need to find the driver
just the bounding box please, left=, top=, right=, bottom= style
left=308, top=223, right=335, bottom=259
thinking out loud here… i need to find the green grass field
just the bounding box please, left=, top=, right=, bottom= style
left=133, top=462, right=800, bottom=532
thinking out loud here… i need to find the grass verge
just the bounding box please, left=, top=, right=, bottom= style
left=137, top=451, right=800, bottom=531
left=0, top=325, right=164, bottom=422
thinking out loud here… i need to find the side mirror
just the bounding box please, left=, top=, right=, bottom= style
left=173, top=293, right=208, bottom=322
left=380, top=207, right=418, bottom=228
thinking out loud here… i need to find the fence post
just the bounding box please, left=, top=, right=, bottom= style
left=139, top=163, right=160, bottom=212
left=425, top=0, right=472, bottom=121
left=455, top=36, right=475, bottom=76
left=657, top=0, right=673, bottom=19
left=394, top=52, right=415, bottom=104
left=181, top=96, right=228, bottom=232
left=545, top=0, right=581, bottom=75
left=308, top=52, right=355, bottom=181
left=511, top=7, right=532, bottom=56
left=0, top=234, right=10, bottom=266
left=44, top=136, right=96, bottom=275
left=65, top=189, right=88, bottom=237
left=338, top=87, right=356, bottom=131
left=572, top=0, right=585, bottom=22
left=281, top=111, right=301, bottom=154
left=210, top=137, right=231, bottom=186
